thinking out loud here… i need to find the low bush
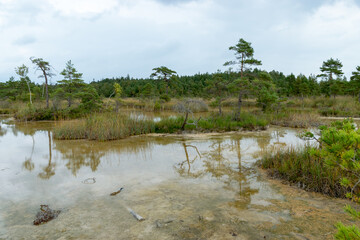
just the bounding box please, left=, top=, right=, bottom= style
left=155, top=117, right=184, bottom=133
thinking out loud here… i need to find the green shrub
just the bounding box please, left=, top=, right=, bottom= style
left=319, top=108, right=340, bottom=116
left=160, top=94, right=171, bottom=102
left=155, top=117, right=183, bottom=133
left=154, top=101, right=161, bottom=111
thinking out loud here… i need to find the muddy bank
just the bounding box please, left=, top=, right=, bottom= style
left=2, top=178, right=356, bottom=240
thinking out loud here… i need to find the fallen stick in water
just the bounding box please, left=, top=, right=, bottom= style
left=110, top=187, right=124, bottom=196
left=127, top=207, right=145, bottom=221
left=112, top=188, right=145, bottom=222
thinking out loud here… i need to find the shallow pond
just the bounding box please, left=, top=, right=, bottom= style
left=0, top=118, right=356, bottom=239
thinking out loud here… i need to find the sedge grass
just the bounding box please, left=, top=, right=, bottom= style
left=260, top=146, right=349, bottom=198
left=53, top=112, right=269, bottom=141
left=269, top=112, right=322, bottom=128
left=54, top=113, right=154, bottom=141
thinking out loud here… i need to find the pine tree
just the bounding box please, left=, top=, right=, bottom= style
left=318, top=58, right=344, bottom=98
left=150, top=66, right=177, bottom=95
left=58, top=60, right=85, bottom=107
left=30, top=57, right=55, bottom=108
left=350, top=66, right=360, bottom=102
left=15, top=64, right=32, bottom=105
left=224, top=38, right=262, bottom=119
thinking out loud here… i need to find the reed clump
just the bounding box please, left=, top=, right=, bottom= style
left=269, top=112, right=322, bottom=128
left=261, top=146, right=348, bottom=198
left=54, top=113, right=154, bottom=141
left=285, top=96, right=360, bottom=117
left=54, top=112, right=269, bottom=141
left=197, top=112, right=268, bottom=131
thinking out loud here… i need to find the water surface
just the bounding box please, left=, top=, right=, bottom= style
left=0, top=118, right=354, bottom=239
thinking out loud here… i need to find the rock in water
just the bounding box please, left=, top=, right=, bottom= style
left=33, top=205, right=61, bottom=225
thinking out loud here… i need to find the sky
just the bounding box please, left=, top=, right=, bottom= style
left=0, top=0, right=359, bottom=83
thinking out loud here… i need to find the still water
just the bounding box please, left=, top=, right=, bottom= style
left=0, top=118, right=355, bottom=239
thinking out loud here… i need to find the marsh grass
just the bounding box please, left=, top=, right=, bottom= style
left=260, top=146, right=349, bottom=198
left=285, top=96, right=360, bottom=117
left=14, top=105, right=87, bottom=121
left=154, top=116, right=184, bottom=133
left=209, top=98, right=258, bottom=108
left=54, top=113, right=154, bottom=141
left=197, top=112, right=268, bottom=131
left=0, top=109, right=12, bottom=114
left=54, top=112, right=269, bottom=141
left=114, top=98, right=210, bottom=113
left=269, top=111, right=322, bottom=128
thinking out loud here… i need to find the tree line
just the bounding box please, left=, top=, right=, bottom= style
left=1, top=38, right=360, bottom=113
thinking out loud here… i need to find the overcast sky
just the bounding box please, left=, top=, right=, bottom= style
left=0, top=0, right=359, bottom=83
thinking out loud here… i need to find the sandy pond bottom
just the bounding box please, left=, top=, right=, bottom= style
left=0, top=120, right=357, bottom=239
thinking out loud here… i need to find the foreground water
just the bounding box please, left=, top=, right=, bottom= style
left=0, top=118, right=356, bottom=239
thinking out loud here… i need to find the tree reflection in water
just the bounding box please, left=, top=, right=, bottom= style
left=14, top=123, right=38, bottom=172
left=53, top=141, right=103, bottom=176
left=23, top=135, right=35, bottom=171
left=0, top=125, right=6, bottom=137
left=53, top=138, right=156, bottom=176
left=174, top=142, right=204, bottom=178
left=175, top=137, right=261, bottom=209
left=229, top=138, right=259, bottom=209
left=38, top=131, right=55, bottom=179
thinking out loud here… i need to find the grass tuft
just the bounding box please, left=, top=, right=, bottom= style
left=260, top=146, right=349, bottom=198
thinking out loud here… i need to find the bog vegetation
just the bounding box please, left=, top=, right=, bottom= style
left=53, top=112, right=268, bottom=141
left=261, top=119, right=360, bottom=239
left=0, top=38, right=359, bottom=124
left=2, top=38, right=360, bottom=238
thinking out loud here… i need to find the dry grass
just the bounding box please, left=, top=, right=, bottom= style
left=285, top=96, right=360, bottom=117
left=53, top=113, right=154, bottom=141
left=269, top=112, right=322, bottom=128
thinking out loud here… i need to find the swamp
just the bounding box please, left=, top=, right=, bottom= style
left=0, top=115, right=358, bottom=239
left=1, top=15, right=360, bottom=239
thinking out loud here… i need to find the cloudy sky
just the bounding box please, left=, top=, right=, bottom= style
left=0, top=0, right=359, bottom=83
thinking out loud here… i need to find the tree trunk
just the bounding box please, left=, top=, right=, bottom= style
left=181, top=111, right=189, bottom=131
left=68, top=96, right=72, bottom=108
left=235, top=92, right=242, bottom=120
left=44, top=72, right=49, bottom=108
left=235, top=54, right=244, bottom=120
left=358, top=91, right=360, bottom=103
left=165, top=78, right=169, bottom=95
left=26, top=81, right=32, bottom=105
left=241, top=54, right=244, bottom=78
left=218, top=99, right=222, bottom=115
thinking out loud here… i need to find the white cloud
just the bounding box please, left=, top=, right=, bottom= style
left=263, top=0, right=360, bottom=77
left=49, top=0, right=119, bottom=17
left=299, top=0, right=360, bottom=48
left=0, top=0, right=359, bottom=82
